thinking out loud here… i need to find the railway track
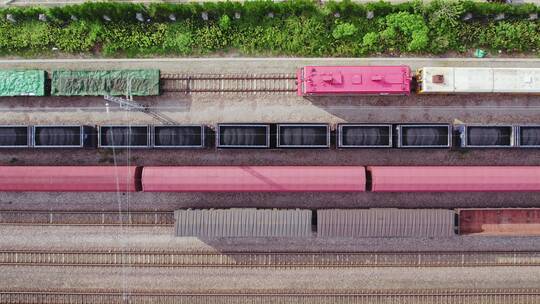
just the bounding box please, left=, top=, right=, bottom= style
left=1, top=289, right=539, bottom=304
left=2, top=250, right=540, bottom=267
left=0, top=210, right=174, bottom=226
left=160, top=73, right=297, bottom=94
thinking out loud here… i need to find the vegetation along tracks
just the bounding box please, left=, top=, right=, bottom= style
left=1, top=250, right=540, bottom=267
left=160, top=73, right=297, bottom=94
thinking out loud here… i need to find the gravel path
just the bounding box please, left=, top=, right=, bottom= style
left=1, top=191, right=539, bottom=210
left=1, top=265, right=539, bottom=291
left=1, top=225, right=540, bottom=252
left=1, top=58, right=540, bottom=73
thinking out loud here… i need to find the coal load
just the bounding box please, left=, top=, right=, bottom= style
left=102, top=126, right=148, bottom=147
left=520, top=127, right=540, bottom=146
left=36, top=127, right=80, bottom=146
left=155, top=126, right=202, bottom=147
left=0, top=127, right=28, bottom=146
left=342, top=126, right=389, bottom=147
left=279, top=126, right=327, bottom=147
left=219, top=125, right=268, bottom=147
left=467, top=127, right=511, bottom=146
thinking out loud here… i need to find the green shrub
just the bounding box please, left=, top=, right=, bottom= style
left=55, top=21, right=102, bottom=53
left=0, top=1, right=538, bottom=57
left=332, top=22, right=358, bottom=39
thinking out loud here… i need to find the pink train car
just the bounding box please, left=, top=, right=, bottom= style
left=0, top=166, right=140, bottom=192
left=297, top=65, right=411, bottom=96
left=142, top=166, right=366, bottom=192
left=368, top=166, right=540, bottom=192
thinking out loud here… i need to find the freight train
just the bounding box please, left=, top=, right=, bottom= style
left=1, top=166, right=539, bottom=192
left=173, top=208, right=540, bottom=237
left=296, top=66, right=540, bottom=96
left=1, top=66, right=539, bottom=97
left=1, top=123, right=539, bottom=149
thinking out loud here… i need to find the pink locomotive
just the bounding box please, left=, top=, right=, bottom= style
left=297, top=65, right=411, bottom=96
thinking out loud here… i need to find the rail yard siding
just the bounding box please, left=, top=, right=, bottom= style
left=317, top=209, right=455, bottom=238
left=142, top=166, right=366, bottom=192
left=174, top=208, right=312, bottom=237
left=368, top=166, right=540, bottom=192
left=0, top=70, right=45, bottom=96
left=50, top=70, right=160, bottom=96
left=459, top=208, right=540, bottom=236
left=0, top=166, right=139, bottom=192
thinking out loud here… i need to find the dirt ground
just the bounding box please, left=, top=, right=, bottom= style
left=1, top=190, right=539, bottom=210
left=2, top=225, right=540, bottom=252
left=2, top=264, right=539, bottom=291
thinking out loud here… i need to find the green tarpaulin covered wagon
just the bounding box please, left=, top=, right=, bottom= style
left=51, top=70, right=160, bottom=96
left=0, top=70, right=46, bottom=97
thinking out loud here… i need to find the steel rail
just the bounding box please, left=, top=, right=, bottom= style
left=1, top=289, right=539, bottom=304
left=1, top=250, right=540, bottom=267
left=0, top=210, right=174, bottom=226
left=160, top=73, right=297, bottom=93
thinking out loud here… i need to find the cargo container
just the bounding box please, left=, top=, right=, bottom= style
left=51, top=70, right=160, bottom=96
left=152, top=125, right=205, bottom=148
left=277, top=124, right=330, bottom=148
left=0, top=70, right=46, bottom=97
left=0, top=166, right=140, bottom=192
left=0, top=126, right=31, bottom=148
left=396, top=124, right=452, bottom=148
left=174, top=208, right=312, bottom=237
left=337, top=124, right=392, bottom=148
left=297, top=66, right=411, bottom=96
left=217, top=124, right=271, bottom=148
left=459, top=208, right=540, bottom=236
left=516, top=125, right=540, bottom=148
left=142, top=166, right=366, bottom=192
left=33, top=125, right=96, bottom=148
left=457, top=125, right=514, bottom=148
left=318, top=209, right=456, bottom=237
left=99, top=125, right=150, bottom=148
left=417, top=67, right=540, bottom=93
left=369, top=166, right=540, bottom=192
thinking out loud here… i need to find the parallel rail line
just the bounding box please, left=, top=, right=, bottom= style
left=1, top=289, right=539, bottom=304
left=0, top=210, right=174, bottom=226
left=1, top=250, right=540, bottom=267
left=160, top=73, right=297, bottom=94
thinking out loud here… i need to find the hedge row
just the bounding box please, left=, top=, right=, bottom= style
left=0, top=0, right=538, bottom=57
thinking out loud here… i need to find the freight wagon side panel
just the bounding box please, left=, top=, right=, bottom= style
left=0, top=166, right=139, bottom=192
left=459, top=208, right=540, bottom=235
left=143, top=166, right=366, bottom=192
left=368, top=166, right=540, bottom=192
left=318, top=209, right=456, bottom=238
left=174, top=208, right=312, bottom=237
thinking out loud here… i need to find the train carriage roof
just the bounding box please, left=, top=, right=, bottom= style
left=420, top=67, right=540, bottom=93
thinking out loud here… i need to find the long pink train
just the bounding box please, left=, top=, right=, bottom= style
left=0, top=166, right=539, bottom=192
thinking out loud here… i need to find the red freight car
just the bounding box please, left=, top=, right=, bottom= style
left=142, top=166, right=366, bottom=192
left=459, top=208, right=540, bottom=235
left=297, top=66, right=411, bottom=96
left=368, top=166, right=540, bottom=192
left=0, top=166, right=139, bottom=192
